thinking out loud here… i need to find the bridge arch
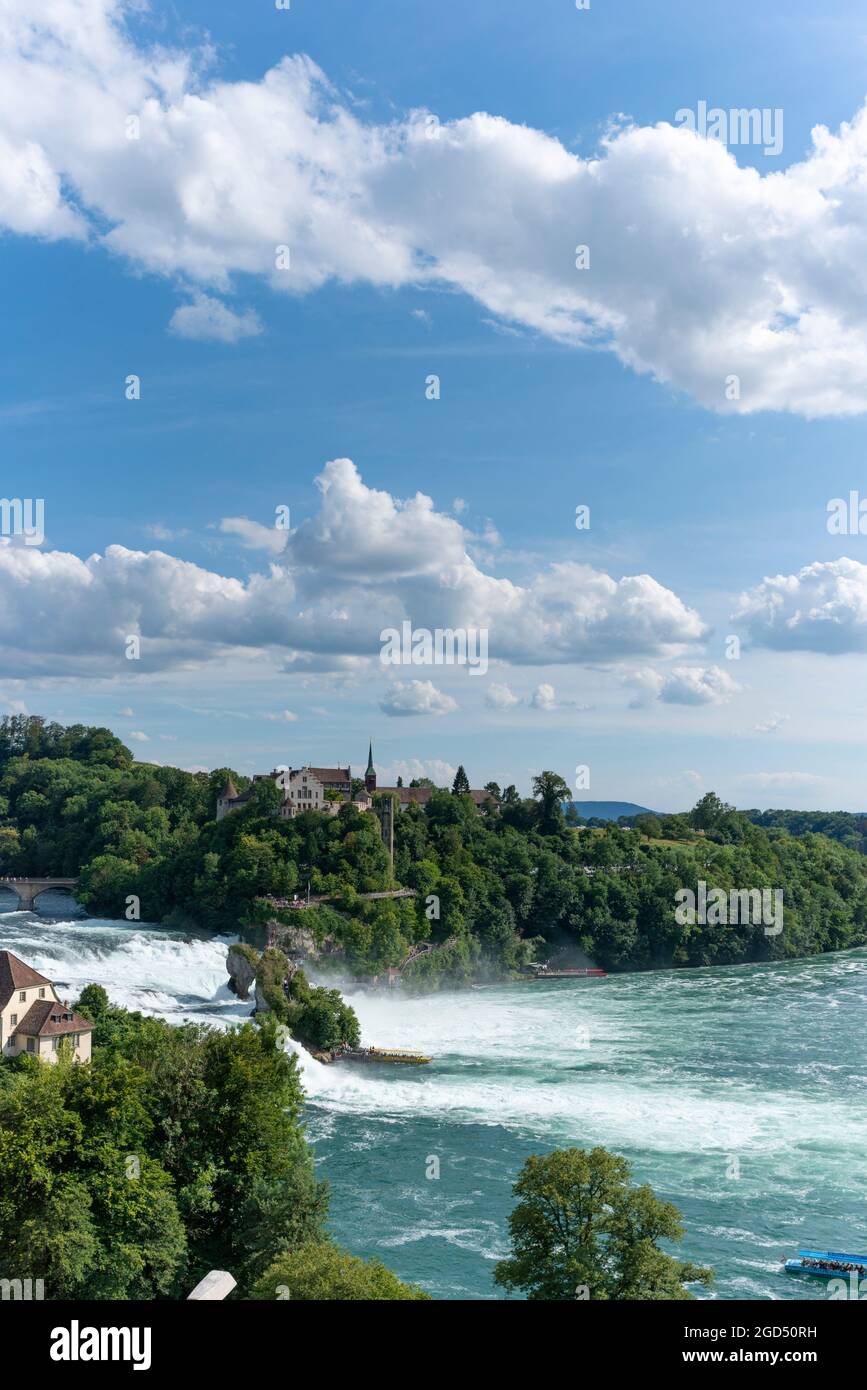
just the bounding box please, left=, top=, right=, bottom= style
left=0, top=877, right=81, bottom=913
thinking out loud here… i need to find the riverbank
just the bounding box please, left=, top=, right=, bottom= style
left=3, top=902, right=865, bottom=1300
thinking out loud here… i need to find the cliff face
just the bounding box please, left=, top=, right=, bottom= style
left=226, top=943, right=258, bottom=1000
left=267, top=919, right=339, bottom=961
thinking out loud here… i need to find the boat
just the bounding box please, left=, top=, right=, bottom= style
left=332, top=1045, right=432, bottom=1065
left=521, top=965, right=607, bottom=980
left=783, top=1249, right=867, bottom=1278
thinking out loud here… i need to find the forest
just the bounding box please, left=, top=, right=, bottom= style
left=2, top=715, right=867, bottom=980
left=0, top=987, right=425, bottom=1300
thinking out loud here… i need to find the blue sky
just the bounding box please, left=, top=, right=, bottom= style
left=4, top=0, right=867, bottom=808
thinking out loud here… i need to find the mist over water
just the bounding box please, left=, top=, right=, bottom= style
left=4, top=894, right=866, bottom=1301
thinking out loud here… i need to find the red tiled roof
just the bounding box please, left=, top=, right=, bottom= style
left=308, top=767, right=350, bottom=783
left=379, top=787, right=497, bottom=806
left=14, top=999, right=94, bottom=1038
left=0, top=951, right=52, bottom=1010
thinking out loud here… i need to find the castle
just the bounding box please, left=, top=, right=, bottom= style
left=216, top=743, right=495, bottom=857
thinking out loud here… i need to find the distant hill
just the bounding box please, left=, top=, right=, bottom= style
left=568, top=801, right=655, bottom=822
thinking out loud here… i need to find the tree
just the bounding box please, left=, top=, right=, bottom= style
left=247, top=1241, right=431, bottom=1300
left=494, top=1147, right=712, bottom=1301
left=75, top=984, right=110, bottom=1021
left=635, top=814, right=662, bottom=839
left=689, top=792, right=734, bottom=833
left=253, top=778, right=284, bottom=816
left=452, top=766, right=470, bottom=796
left=531, top=771, right=572, bottom=833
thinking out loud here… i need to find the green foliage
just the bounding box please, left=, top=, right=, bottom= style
left=248, top=1240, right=431, bottom=1300
left=494, top=1146, right=712, bottom=1301
left=0, top=1002, right=328, bottom=1298
left=253, top=953, right=361, bottom=1052
left=747, top=807, right=867, bottom=856
left=75, top=983, right=110, bottom=1021
left=452, top=765, right=470, bottom=795
left=531, top=771, right=572, bottom=833
left=3, top=716, right=866, bottom=981
left=689, top=791, right=735, bottom=832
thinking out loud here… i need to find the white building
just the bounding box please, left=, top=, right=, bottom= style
left=0, top=951, right=93, bottom=1064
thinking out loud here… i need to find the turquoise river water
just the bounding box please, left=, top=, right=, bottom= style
left=3, top=894, right=865, bottom=1301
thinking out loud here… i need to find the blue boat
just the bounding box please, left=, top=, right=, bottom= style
left=784, top=1249, right=867, bottom=1278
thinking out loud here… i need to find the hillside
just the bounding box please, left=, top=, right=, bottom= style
left=569, top=800, right=656, bottom=822
left=2, top=718, right=867, bottom=980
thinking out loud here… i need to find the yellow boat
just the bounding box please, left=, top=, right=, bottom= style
left=334, top=1045, right=432, bottom=1065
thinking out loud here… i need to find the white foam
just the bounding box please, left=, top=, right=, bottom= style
left=5, top=914, right=867, bottom=1179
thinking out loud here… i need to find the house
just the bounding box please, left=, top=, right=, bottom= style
left=217, top=766, right=352, bottom=821
left=277, top=767, right=341, bottom=818
left=0, top=951, right=93, bottom=1064
left=215, top=744, right=497, bottom=828
left=378, top=785, right=495, bottom=811
left=307, top=766, right=351, bottom=798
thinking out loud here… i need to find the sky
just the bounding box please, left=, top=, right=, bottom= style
left=4, top=0, right=867, bottom=808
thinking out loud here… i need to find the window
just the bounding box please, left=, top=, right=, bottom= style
left=26, top=1038, right=35, bottom=1053
left=52, top=1038, right=59, bottom=1052
left=10, top=1014, right=16, bottom=1026
left=18, top=991, right=26, bottom=1003
left=38, top=988, right=45, bottom=998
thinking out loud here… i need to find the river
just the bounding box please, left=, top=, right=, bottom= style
left=3, top=893, right=865, bottom=1301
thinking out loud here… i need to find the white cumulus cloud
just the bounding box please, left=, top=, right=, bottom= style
left=0, top=459, right=705, bottom=677
left=220, top=516, right=289, bottom=555
left=734, top=557, right=867, bottom=653
left=168, top=293, right=262, bottom=343
left=380, top=680, right=458, bottom=717
left=485, top=682, right=519, bottom=709
left=5, top=3, right=867, bottom=413
left=627, top=665, right=741, bottom=707
left=530, top=683, right=557, bottom=711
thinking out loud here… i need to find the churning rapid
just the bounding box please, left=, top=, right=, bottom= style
left=4, top=892, right=866, bottom=1302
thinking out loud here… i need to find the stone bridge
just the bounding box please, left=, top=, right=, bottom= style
left=0, top=877, right=80, bottom=910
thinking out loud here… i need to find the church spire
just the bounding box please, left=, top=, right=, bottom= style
left=365, top=740, right=376, bottom=792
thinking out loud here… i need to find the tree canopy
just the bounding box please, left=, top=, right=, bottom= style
left=0, top=1003, right=326, bottom=1297
left=2, top=716, right=867, bottom=983
left=248, top=1241, right=430, bottom=1301
left=494, top=1146, right=712, bottom=1301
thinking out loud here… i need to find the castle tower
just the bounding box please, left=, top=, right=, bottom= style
left=216, top=776, right=238, bottom=822
left=365, top=740, right=376, bottom=793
